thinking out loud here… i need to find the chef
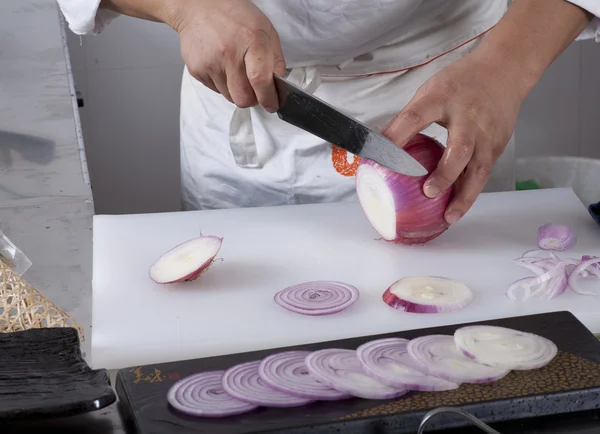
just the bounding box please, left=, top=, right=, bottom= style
left=57, top=0, right=599, bottom=224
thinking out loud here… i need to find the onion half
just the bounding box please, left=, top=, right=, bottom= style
left=355, top=134, right=453, bottom=245
left=537, top=223, right=577, bottom=251
left=454, top=325, right=557, bottom=370
left=167, top=370, right=258, bottom=417
left=149, top=235, right=222, bottom=284
left=304, top=348, right=409, bottom=399
left=356, top=338, right=459, bottom=391
left=383, top=276, right=474, bottom=313
left=406, top=335, right=510, bottom=384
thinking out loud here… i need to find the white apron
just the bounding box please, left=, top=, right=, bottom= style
left=179, top=0, right=513, bottom=211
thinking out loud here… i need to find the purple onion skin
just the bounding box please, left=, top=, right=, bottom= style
left=356, top=134, right=454, bottom=245
left=382, top=288, right=472, bottom=313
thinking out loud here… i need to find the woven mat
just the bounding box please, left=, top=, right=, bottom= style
left=0, top=259, right=84, bottom=340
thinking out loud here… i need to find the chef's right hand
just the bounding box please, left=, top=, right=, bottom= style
left=171, top=0, right=286, bottom=113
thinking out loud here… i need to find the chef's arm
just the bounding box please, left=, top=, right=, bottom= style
left=475, top=0, right=594, bottom=99
left=99, top=0, right=183, bottom=28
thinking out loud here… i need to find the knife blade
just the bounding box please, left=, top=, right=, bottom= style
left=273, top=74, right=428, bottom=176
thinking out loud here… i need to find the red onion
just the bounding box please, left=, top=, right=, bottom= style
left=149, top=235, right=222, bottom=284
left=356, top=338, right=459, bottom=391
left=506, top=261, right=568, bottom=301
left=582, top=255, right=600, bottom=271
left=537, top=223, right=576, bottom=251
left=222, top=360, right=313, bottom=407
left=304, top=348, right=409, bottom=399
left=257, top=351, right=352, bottom=400
left=274, top=281, right=359, bottom=316
left=382, top=276, right=474, bottom=313
left=406, top=335, right=510, bottom=384
left=507, top=250, right=599, bottom=300
left=567, top=256, right=600, bottom=296
left=454, top=325, right=557, bottom=370
left=167, top=370, right=257, bottom=417
left=355, top=133, right=453, bottom=245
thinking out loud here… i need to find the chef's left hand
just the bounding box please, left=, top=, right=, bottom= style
left=382, top=49, right=527, bottom=225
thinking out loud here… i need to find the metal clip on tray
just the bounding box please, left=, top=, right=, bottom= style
left=418, top=407, right=501, bottom=433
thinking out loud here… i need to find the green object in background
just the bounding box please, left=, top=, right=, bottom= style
left=516, top=179, right=541, bottom=190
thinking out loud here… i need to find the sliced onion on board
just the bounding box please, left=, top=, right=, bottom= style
left=581, top=255, right=600, bottom=272
left=258, top=351, right=352, bottom=400
left=356, top=338, right=459, bottom=391
left=149, top=235, right=223, bottom=284
left=355, top=134, right=453, bottom=245
left=383, top=276, right=474, bottom=313
left=537, top=223, right=577, bottom=251
left=304, top=349, right=409, bottom=399
left=506, top=261, right=568, bottom=301
left=454, top=325, right=557, bottom=370
left=406, top=335, right=510, bottom=384
left=222, top=360, right=313, bottom=407
left=507, top=249, right=600, bottom=300
left=167, top=370, right=258, bottom=417
left=274, top=281, right=359, bottom=316
left=567, top=256, right=600, bottom=296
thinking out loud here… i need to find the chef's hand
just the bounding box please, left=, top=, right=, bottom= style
left=382, top=50, right=525, bottom=225
left=173, top=0, right=286, bottom=112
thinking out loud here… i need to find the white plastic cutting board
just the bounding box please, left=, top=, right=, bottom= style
left=91, top=188, right=600, bottom=370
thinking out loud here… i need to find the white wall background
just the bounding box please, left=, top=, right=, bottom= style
left=64, top=15, right=600, bottom=215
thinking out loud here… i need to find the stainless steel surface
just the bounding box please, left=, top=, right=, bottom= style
left=0, top=0, right=124, bottom=432
left=273, top=74, right=428, bottom=176
left=418, top=407, right=501, bottom=433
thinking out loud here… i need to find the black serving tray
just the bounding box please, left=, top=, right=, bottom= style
left=116, top=311, right=600, bottom=433
left=0, top=327, right=116, bottom=422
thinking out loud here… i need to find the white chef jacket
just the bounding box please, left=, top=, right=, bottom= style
left=57, top=0, right=600, bottom=211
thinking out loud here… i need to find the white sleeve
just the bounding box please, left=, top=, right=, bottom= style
left=56, top=0, right=120, bottom=35
left=565, top=0, right=600, bottom=42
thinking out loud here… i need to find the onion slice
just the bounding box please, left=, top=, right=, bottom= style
left=356, top=338, right=459, bottom=391
left=257, top=351, right=352, bottom=400
left=567, top=256, right=600, bottom=296
left=406, top=335, right=510, bottom=384
left=167, top=370, right=258, bottom=417
left=149, top=235, right=223, bottom=284
left=506, top=261, right=568, bottom=301
left=454, top=325, right=557, bottom=370
left=221, top=360, right=313, bottom=407
left=274, top=281, right=359, bottom=316
left=383, top=276, right=474, bottom=313
left=537, top=223, right=576, bottom=251
left=304, top=348, right=409, bottom=399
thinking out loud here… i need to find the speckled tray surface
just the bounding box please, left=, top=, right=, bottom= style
left=0, top=327, right=116, bottom=422
left=116, top=311, right=600, bottom=434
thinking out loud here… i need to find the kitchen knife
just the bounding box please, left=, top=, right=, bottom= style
left=273, top=74, right=428, bottom=176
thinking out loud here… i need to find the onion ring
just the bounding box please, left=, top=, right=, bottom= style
left=304, top=348, right=408, bottom=399
left=356, top=338, right=459, bottom=391
left=166, top=370, right=258, bottom=417
left=258, top=350, right=352, bottom=400
left=222, top=360, right=313, bottom=407
left=406, top=335, right=510, bottom=384
left=274, top=281, right=359, bottom=315
left=454, top=325, right=557, bottom=370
